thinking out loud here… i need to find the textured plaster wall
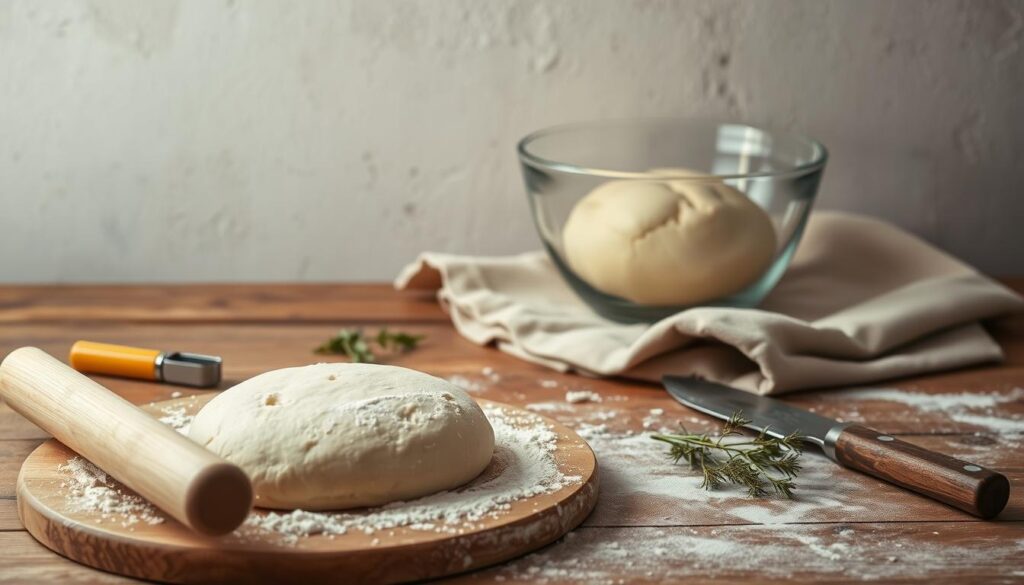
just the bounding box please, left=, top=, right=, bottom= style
left=1, top=0, right=1022, bottom=282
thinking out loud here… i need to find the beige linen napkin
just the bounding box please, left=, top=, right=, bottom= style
left=396, top=212, right=1023, bottom=395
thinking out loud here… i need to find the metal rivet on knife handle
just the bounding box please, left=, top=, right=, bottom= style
left=827, top=424, right=1010, bottom=519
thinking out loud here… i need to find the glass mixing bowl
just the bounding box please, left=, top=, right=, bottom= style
left=518, top=119, right=827, bottom=323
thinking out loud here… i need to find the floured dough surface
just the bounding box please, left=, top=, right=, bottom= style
left=189, top=363, right=495, bottom=510
left=562, top=174, right=776, bottom=305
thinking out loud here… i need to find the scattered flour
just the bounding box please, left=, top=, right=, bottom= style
left=575, top=422, right=611, bottom=441
left=576, top=425, right=874, bottom=526
left=240, top=405, right=581, bottom=544
left=643, top=408, right=664, bottom=429
left=565, top=390, right=602, bottom=404
left=58, top=457, right=165, bottom=528
left=526, top=401, right=573, bottom=413
left=446, top=374, right=489, bottom=393
left=170, top=391, right=183, bottom=398
left=481, top=367, right=501, bottom=383
left=841, top=387, right=1024, bottom=434
left=59, top=402, right=580, bottom=546
left=157, top=406, right=194, bottom=436
left=539, top=379, right=559, bottom=389
left=844, top=387, right=1024, bottom=411
left=948, top=412, right=1024, bottom=433
left=490, top=525, right=1024, bottom=582
left=56, top=402, right=200, bottom=527
left=959, top=434, right=1023, bottom=466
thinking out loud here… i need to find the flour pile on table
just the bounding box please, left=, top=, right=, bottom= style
left=58, top=457, right=165, bottom=528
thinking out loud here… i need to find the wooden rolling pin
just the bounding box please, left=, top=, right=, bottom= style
left=0, top=347, right=252, bottom=536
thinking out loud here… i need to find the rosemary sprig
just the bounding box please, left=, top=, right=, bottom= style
left=314, top=328, right=425, bottom=363
left=651, top=412, right=804, bottom=498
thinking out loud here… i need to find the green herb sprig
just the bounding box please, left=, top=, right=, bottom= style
left=651, top=412, right=804, bottom=498
left=314, top=328, right=425, bottom=363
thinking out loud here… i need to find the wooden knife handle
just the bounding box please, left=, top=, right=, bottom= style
left=830, top=424, right=1009, bottom=519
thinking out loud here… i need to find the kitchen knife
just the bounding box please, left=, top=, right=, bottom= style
left=662, top=375, right=1010, bottom=519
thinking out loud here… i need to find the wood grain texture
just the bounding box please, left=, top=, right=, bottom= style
left=833, top=424, right=1010, bottom=518
left=0, top=282, right=1023, bottom=583
left=2, top=431, right=1019, bottom=529
left=1, top=441, right=43, bottom=498
left=448, top=522, right=1024, bottom=583
left=0, top=499, right=21, bottom=532
left=5, top=522, right=1024, bottom=585
left=0, top=284, right=445, bottom=324
left=0, top=321, right=1022, bottom=435
left=16, top=397, right=599, bottom=585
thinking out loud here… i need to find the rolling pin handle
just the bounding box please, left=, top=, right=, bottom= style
left=0, top=347, right=252, bottom=535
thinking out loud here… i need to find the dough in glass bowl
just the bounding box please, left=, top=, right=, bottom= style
left=562, top=174, right=776, bottom=306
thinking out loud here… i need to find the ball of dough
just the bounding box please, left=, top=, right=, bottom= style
left=562, top=175, right=776, bottom=306
left=189, top=363, right=495, bottom=510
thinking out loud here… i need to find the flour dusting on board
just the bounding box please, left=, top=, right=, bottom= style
left=157, top=406, right=194, bottom=436
left=55, top=403, right=580, bottom=545
left=241, top=405, right=581, bottom=544
left=56, top=403, right=198, bottom=528
left=58, top=458, right=165, bottom=528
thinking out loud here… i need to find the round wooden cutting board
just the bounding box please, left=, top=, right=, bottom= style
left=16, top=396, right=599, bottom=584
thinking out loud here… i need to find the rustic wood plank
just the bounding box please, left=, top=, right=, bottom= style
left=0, top=441, right=43, bottom=499
left=0, top=279, right=1019, bottom=326
left=3, top=523, right=1023, bottom=585
left=582, top=431, right=1024, bottom=526
left=0, top=405, right=46, bottom=441
left=0, top=532, right=142, bottom=584
left=13, top=396, right=598, bottom=585
left=0, top=499, right=19, bottom=531
left=0, top=282, right=1022, bottom=583
left=1, top=322, right=1021, bottom=530
left=449, top=522, right=1024, bottom=583
left=3, top=362, right=1022, bottom=440
left=1, top=322, right=1022, bottom=435
left=2, top=428, right=1019, bottom=529
left=0, top=284, right=446, bottom=324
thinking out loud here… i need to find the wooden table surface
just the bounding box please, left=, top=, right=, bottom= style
left=1, top=283, right=1023, bottom=584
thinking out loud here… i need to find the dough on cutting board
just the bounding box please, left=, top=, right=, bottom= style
left=189, top=363, right=495, bottom=510
left=562, top=171, right=776, bottom=306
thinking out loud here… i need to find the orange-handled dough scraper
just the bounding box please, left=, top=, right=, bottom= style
left=0, top=347, right=252, bottom=535
left=70, top=340, right=222, bottom=387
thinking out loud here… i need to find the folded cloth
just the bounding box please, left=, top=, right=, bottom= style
left=396, top=212, right=1023, bottom=395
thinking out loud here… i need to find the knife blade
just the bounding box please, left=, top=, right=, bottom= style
left=662, top=375, right=1010, bottom=519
